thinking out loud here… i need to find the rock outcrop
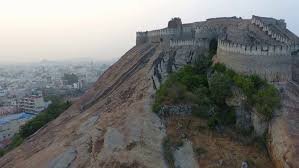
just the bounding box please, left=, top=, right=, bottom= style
left=268, top=81, right=299, bottom=168
left=173, top=140, right=198, bottom=168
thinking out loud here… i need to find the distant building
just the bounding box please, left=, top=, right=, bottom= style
left=18, top=95, right=48, bottom=113
left=73, top=80, right=84, bottom=90
left=0, top=112, right=35, bottom=142
left=0, top=106, right=18, bottom=116
left=0, top=89, right=7, bottom=97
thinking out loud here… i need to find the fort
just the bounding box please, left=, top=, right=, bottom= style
left=136, top=16, right=299, bottom=82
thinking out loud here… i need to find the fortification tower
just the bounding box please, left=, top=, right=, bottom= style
left=168, top=17, right=182, bottom=29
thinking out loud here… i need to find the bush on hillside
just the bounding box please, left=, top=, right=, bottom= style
left=153, top=54, right=280, bottom=129
left=213, top=63, right=280, bottom=120
left=19, top=100, right=71, bottom=138
left=253, top=85, right=280, bottom=120
left=209, top=73, right=232, bottom=106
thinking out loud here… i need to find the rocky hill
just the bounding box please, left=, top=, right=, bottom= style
left=0, top=16, right=298, bottom=168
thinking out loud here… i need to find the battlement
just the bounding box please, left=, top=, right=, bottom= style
left=136, top=24, right=195, bottom=45
left=136, top=16, right=299, bottom=49
left=170, top=39, right=209, bottom=48
left=251, top=16, right=292, bottom=44
left=217, top=39, right=293, bottom=81
left=217, top=39, right=298, bottom=56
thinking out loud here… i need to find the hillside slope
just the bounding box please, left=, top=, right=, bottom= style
left=0, top=41, right=298, bottom=168
left=0, top=43, right=168, bottom=168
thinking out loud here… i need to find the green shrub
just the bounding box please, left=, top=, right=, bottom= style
left=192, top=104, right=211, bottom=118
left=194, top=55, right=213, bottom=75
left=253, top=85, right=280, bottom=120
left=19, top=100, right=71, bottom=138
left=213, top=63, right=227, bottom=73
left=232, top=74, right=255, bottom=97
left=191, top=86, right=213, bottom=118
left=207, top=116, right=218, bottom=128
left=222, top=109, right=236, bottom=125
left=175, top=66, right=208, bottom=90
left=209, top=73, right=232, bottom=105
left=249, top=74, right=266, bottom=89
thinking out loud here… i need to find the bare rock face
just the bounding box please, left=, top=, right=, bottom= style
left=251, top=111, right=268, bottom=136
left=0, top=44, right=167, bottom=168
left=226, top=87, right=253, bottom=132
left=0, top=43, right=202, bottom=168
left=268, top=81, right=299, bottom=168
left=173, top=140, right=198, bottom=168
left=48, top=147, right=77, bottom=168
left=103, top=127, right=125, bottom=151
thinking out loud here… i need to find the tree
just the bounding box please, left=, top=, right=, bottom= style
left=62, top=73, right=79, bottom=85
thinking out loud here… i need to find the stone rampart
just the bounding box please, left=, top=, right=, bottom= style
left=136, top=24, right=195, bottom=44
left=251, top=16, right=291, bottom=44
left=195, top=26, right=220, bottom=39
left=136, top=28, right=180, bottom=44
left=170, top=39, right=209, bottom=48
left=218, top=39, right=295, bottom=55
left=292, top=51, right=299, bottom=83
left=217, top=39, right=292, bottom=81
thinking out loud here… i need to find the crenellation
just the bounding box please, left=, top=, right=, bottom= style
left=251, top=15, right=294, bottom=45
left=217, top=39, right=293, bottom=81
left=169, top=39, right=209, bottom=48
left=217, top=40, right=292, bottom=56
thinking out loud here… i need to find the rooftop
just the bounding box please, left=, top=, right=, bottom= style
left=0, top=112, right=35, bottom=125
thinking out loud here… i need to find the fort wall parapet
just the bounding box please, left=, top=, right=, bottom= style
left=217, top=39, right=292, bottom=81
left=251, top=16, right=292, bottom=44
left=136, top=24, right=196, bottom=45
left=217, top=39, right=297, bottom=56
left=169, top=39, right=209, bottom=48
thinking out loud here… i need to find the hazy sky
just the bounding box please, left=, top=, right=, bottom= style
left=0, top=0, right=298, bottom=63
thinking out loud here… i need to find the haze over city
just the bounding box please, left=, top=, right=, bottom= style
left=0, top=0, right=298, bottom=63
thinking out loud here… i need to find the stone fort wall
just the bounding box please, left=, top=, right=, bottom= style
left=251, top=16, right=291, bottom=44
left=216, top=39, right=292, bottom=81
left=169, top=39, right=209, bottom=48
left=136, top=25, right=194, bottom=44
left=137, top=16, right=299, bottom=82
left=292, top=51, right=299, bottom=83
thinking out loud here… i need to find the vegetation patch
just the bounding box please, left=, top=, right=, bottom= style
left=153, top=46, right=280, bottom=130
left=213, top=63, right=280, bottom=120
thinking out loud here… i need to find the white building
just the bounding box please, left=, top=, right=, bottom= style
left=18, top=95, right=47, bottom=113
